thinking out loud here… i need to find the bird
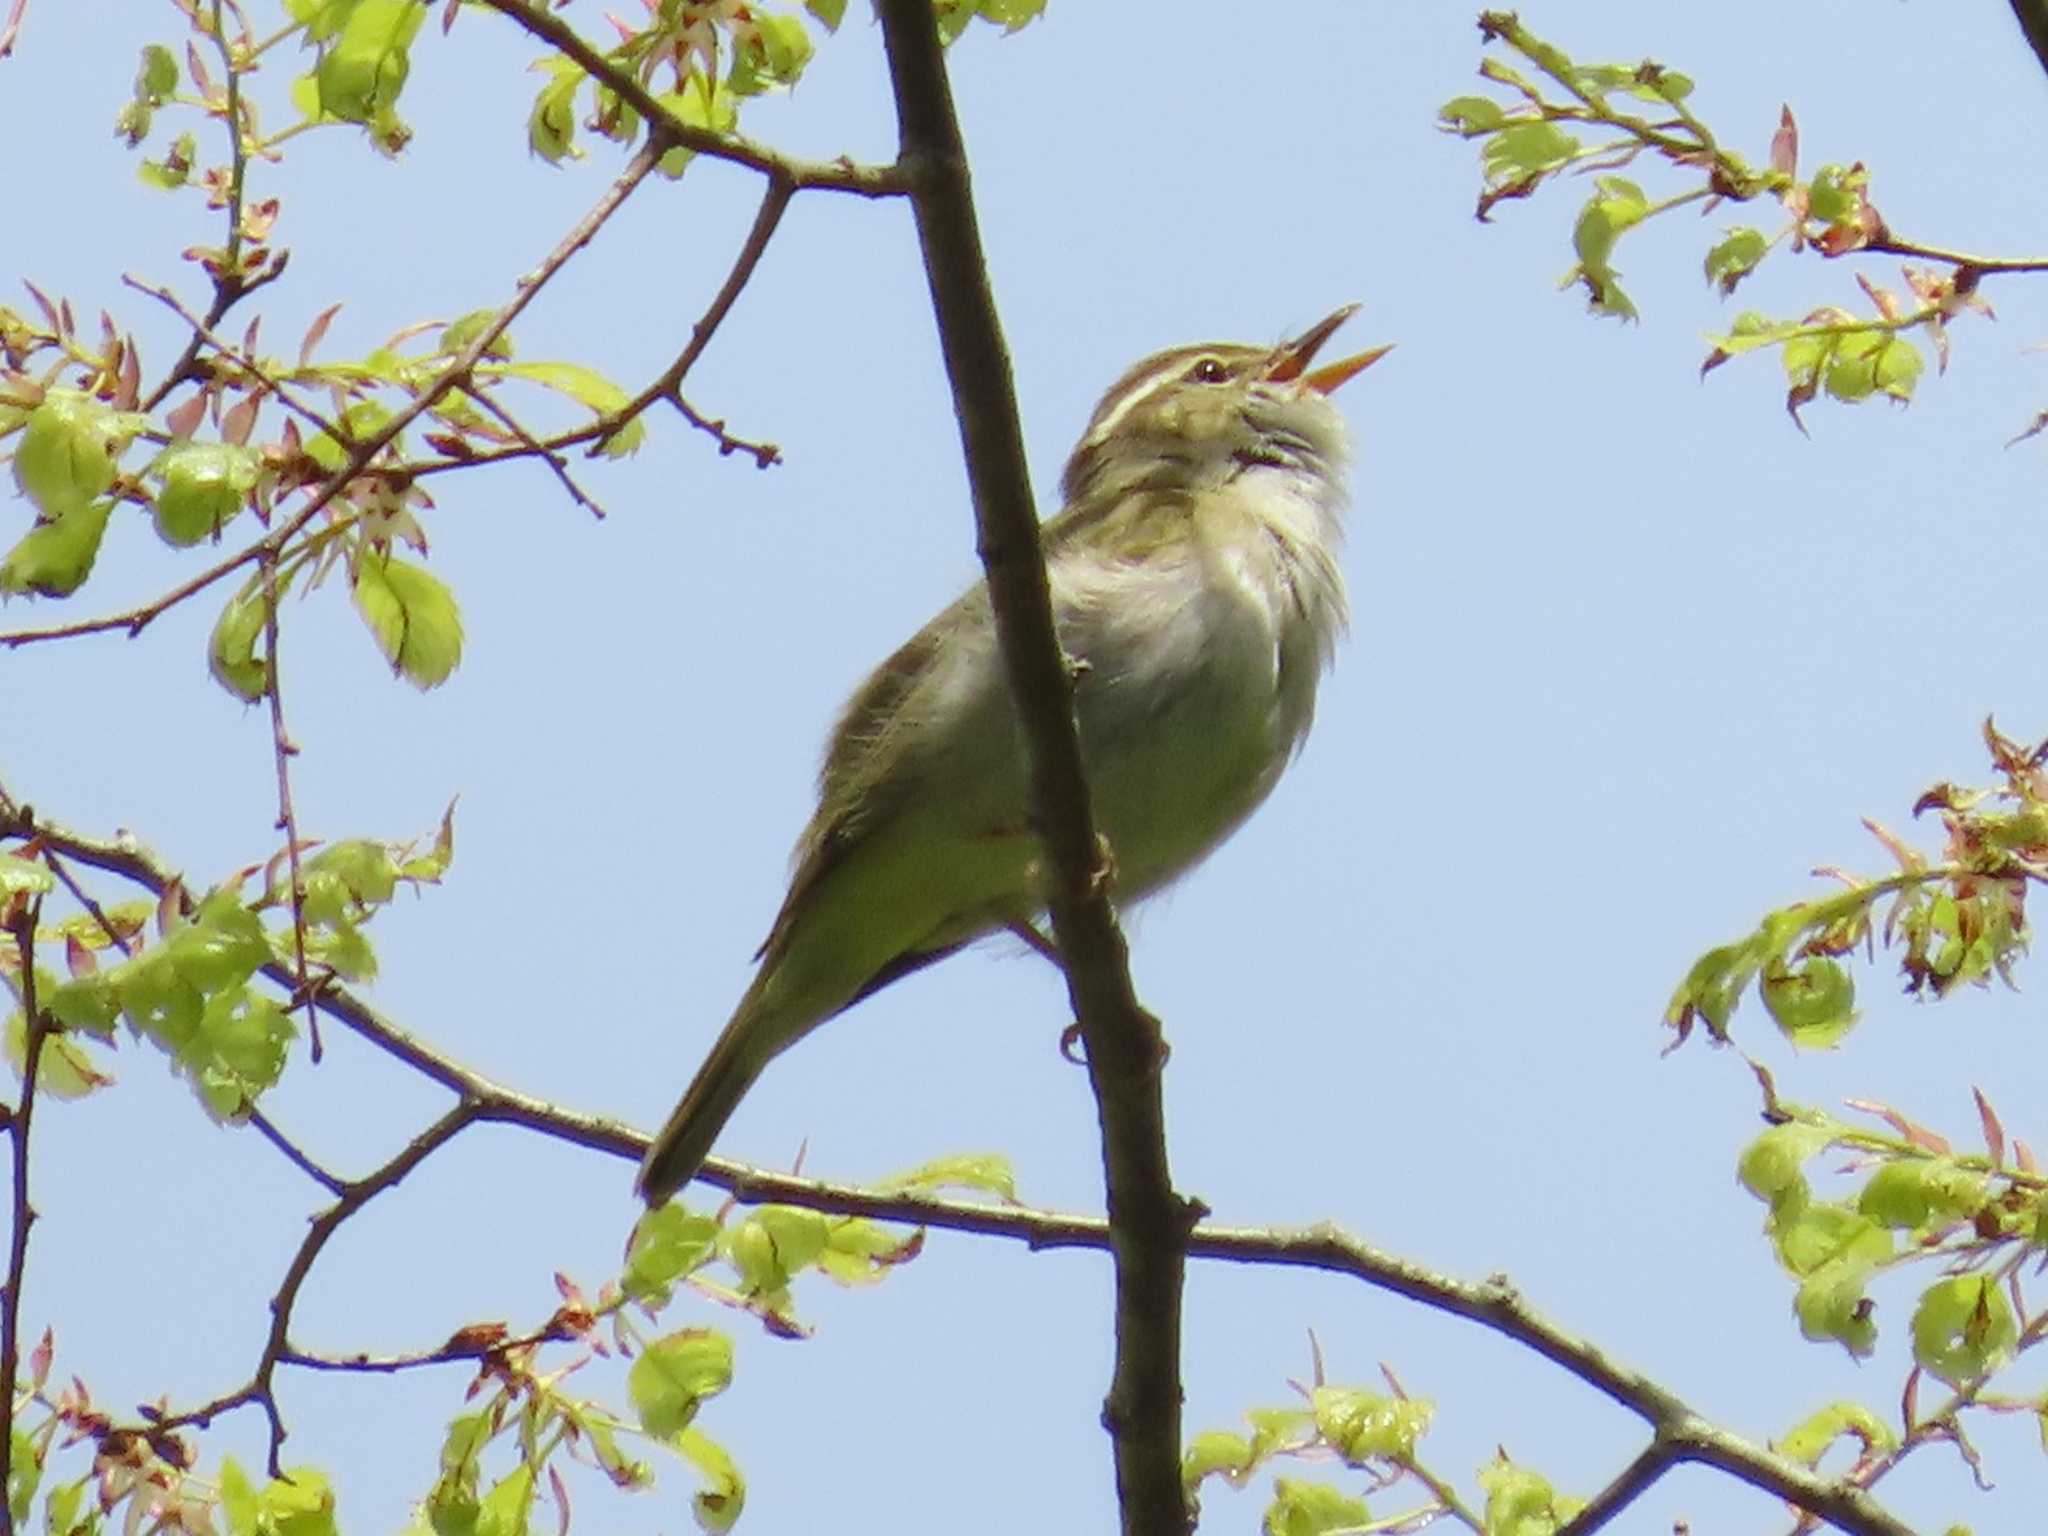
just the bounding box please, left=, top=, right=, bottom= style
left=637, top=305, right=1388, bottom=1205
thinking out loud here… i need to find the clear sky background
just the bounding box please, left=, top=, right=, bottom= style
left=7, top=1, right=2048, bottom=1530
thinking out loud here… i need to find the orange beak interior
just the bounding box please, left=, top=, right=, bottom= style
left=1265, top=303, right=1392, bottom=394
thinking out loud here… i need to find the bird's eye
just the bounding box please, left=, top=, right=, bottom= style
left=1187, top=357, right=1229, bottom=384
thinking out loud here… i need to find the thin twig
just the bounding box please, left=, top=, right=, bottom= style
left=674, top=396, right=780, bottom=467
left=125, top=276, right=346, bottom=443
left=457, top=382, right=606, bottom=518
left=407, top=174, right=797, bottom=481
left=0, top=0, right=28, bottom=58
left=258, top=549, right=321, bottom=1060
left=872, top=4, right=1190, bottom=1532
left=0, top=896, right=48, bottom=1520
left=136, top=1103, right=480, bottom=1473
left=0, top=141, right=665, bottom=652
left=244, top=1106, right=346, bottom=1197
left=1559, top=1440, right=1678, bottom=1536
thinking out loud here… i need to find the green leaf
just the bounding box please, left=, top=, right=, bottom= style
left=1477, top=1453, right=1582, bottom=1536
left=1872, top=337, right=1922, bottom=402
left=12, top=389, right=129, bottom=516
left=184, top=984, right=294, bottom=1119
left=1181, top=1430, right=1257, bottom=1491
left=628, top=1329, right=733, bottom=1439
left=1857, top=1159, right=1986, bottom=1231
left=672, top=1427, right=744, bottom=1534
left=528, top=59, right=582, bottom=164
left=1772, top=1201, right=1891, bottom=1278
left=474, top=1466, right=532, bottom=1536
left=1309, top=1385, right=1431, bottom=1464
left=315, top=0, right=422, bottom=126
left=7, top=1425, right=40, bottom=1526
left=496, top=360, right=629, bottom=414
left=1912, top=1274, right=2018, bottom=1386
left=139, top=130, right=198, bottom=189
left=352, top=552, right=464, bottom=689
left=730, top=13, right=813, bottom=95
left=814, top=1217, right=921, bottom=1286
left=1665, top=939, right=1762, bottom=1040
left=1263, top=1479, right=1370, bottom=1536
left=1438, top=95, right=1506, bottom=135
left=114, top=951, right=204, bottom=1047
left=44, top=974, right=121, bottom=1038
left=804, top=0, right=847, bottom=27
left=724, top=1205, right=829, bottom=1293
left=43, top=1481, right=86, bottom=1536
left=1569, top=177, right=1647, bottom=320
left=149, top=441, right=261, bottom=545
left=624, top=1204, right=721, bottom=1302
left=6, top=1006, right=113, bottom=1099
left=0, top=499, right=113, bottom=598
left=1736, top=1123, right=1829, bottom=1211
left=219, top=1457, right=259, bottom=1536
left=880, top=1151, right=1016, bottom=1200
left=1794, top=1257, right=1882, bottom=1356
left=1482, top=121, right=1579, bottom=184
left=1805, top=163, right=1863, bottom=225
left=654, top=73, right=739, bottom=178
left=305, top=915, right=376, bottom=982
left=287, top=0, right=359, bottom=42
left=136, top=43, right=180, bottom=102
left=1824, top=331, right=1886, bottom=403
left=303, top=839, right=400, bottom=908
left=0, top=853, right=54, bottom=899
left=1704, top=228, right=1769, bottom=295
left=164, top=889, right=270, bottom=991
left=209, top=578, right=274, bottom=702
left=1760, top=956, right=1857, bottom=1046
left=1773, top=1401, right=1896, bottom=1466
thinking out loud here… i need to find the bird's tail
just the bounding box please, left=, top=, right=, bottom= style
left=636, top=991, right=774, bottom=1207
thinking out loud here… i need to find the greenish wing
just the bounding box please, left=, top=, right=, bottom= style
left=753, top=611, right=950, bottom=965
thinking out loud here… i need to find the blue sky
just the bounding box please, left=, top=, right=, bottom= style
left=7, top=1, right=2048, bottom=1530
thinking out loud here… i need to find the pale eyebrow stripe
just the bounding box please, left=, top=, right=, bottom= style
left=1086, top=354, right=1204, bottom=445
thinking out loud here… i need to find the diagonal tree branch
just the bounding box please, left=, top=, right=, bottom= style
left=871, top=4, right=1191, bottom=1532
left=2009, top=0, right=2048, bottom=84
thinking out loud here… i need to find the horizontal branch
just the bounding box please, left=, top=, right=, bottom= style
left=12, top=806, right=1915, bottom=1536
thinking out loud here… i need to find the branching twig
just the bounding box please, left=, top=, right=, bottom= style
left=457, top=382, right=607, bottom=518
left=873, top=4, right=1190, bottom=1532
left=135, top=1102, right=480, bottom=1474
left=0, top=141, right=665, bottom=652
left=244, top=1106, right=345, bottom=1197
left=124, top=276, right=346, bottom=443
left=470, top=0, right=911, bottom=198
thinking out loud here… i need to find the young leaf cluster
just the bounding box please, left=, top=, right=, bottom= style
left=1666, top=718, right=2048, bottom=1051
left=0, top=810, right=453, bottom=1120
left=1440, top=11, right=2009, bottom=424
left=1183, top=1369, right=1581, bottom=1536
left=1732, top=1089, right=2048, bottom=1501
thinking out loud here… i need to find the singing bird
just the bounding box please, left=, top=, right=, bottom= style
left=637, top=306, right=1387, bottom=1205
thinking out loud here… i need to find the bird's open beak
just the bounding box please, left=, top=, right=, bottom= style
left=1268, top=303, right=1393, bottom=395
